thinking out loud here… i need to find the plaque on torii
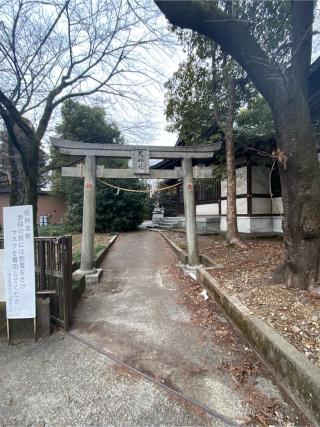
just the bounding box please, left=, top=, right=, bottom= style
left=132, top=149, right=150, bottom=175
left=50, top=137, right=221, bottom=273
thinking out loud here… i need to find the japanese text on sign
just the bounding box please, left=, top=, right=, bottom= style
left=3, top=205, right=36, bottom=319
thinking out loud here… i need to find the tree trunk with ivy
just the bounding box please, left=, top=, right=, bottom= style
left=156, top=0, right=320, bottom=289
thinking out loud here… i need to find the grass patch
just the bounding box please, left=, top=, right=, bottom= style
left=177, top=242, right=187, bottom=250
left=38, top=223, right=76, bottom=236
left=37, top=227, right=113, bottom=264
left=72, top=243, right=106, bottom=263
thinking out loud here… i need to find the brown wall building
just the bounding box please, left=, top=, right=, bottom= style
left=0, top=190, right=67, bottom=226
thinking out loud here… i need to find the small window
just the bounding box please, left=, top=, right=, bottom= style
left=39, top=215, right=48, bottom=227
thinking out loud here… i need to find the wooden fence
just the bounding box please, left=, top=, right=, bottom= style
left=0, top=235, right=73, bottom=331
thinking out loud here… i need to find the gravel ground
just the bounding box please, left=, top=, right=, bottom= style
left=165, top=231, right=320, bottom=369
left=0, top=332, right=221, bottom=426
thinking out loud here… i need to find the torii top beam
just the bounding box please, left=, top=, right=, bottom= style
left=50, top=137, right=221, bottom=159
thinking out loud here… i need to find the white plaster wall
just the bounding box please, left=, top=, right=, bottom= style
left=220, top=216, right=227, bottom=231
left=252, top=198, right=272, bottom=214
left=196, top=203, right=220, bottom=216
left=237, top=198, right=248, bottom=214
left=221, top=166, right=247, bottom=197
left=249, top=217, right=273, bottom=233
left=272, top=197, right=283, bottom=214
left=221, top=216, right=279, bottom=233
left=237, top=217, right=251, bottom=233
left=236, top=166, right=247, bottom=195
left=0, top=249, right=5, bottom=302
left=273, top=217, right=283, bottom=233
left=221, top=178, right=227, bottom=198
left=221, top=199, right=227, bottom=214
left=251, top=166, right=270, bottom=194
left=221, top=198, right=247, bottom=214
left=221, top=216, right=251, bottom=233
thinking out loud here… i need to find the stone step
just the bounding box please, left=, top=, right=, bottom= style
left=157, top=224, right=176, bottom=229
left=160, top=218, right=183, bottom=223
left=155, top=223, right=177, bottom=230
left=162, top=216, right=184, bottom=221
left=161, top=216, right=221, bottom=224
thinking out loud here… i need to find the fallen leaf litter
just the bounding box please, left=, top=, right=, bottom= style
left=166, top=231, right=320, bottom=369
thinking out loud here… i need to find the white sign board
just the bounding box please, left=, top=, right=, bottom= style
left=0, top=250, right=5, bottom=302
left=3, top=205, right=36, bottom=319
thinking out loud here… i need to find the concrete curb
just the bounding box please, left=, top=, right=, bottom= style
left=159, top=231, right=188, bottom=264
left=160, top=232, right=320, bottom=425
left=72, top=234, right=119, bottom=307
left=158, top=231, right=217, bottom=268
left=94, top=234, right=119, bottom=268
left=72, top=234, right=119, bottom=272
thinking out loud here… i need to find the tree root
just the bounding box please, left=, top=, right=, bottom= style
left=228, top=237, right=247, bottom=249
left=265, top=262, right=288, bottom=285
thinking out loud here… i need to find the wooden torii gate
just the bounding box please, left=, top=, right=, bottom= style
left=50, top=137, right=220, bottom=275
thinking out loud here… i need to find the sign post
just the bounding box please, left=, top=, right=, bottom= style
left=3, top=205, right=36, bottom=340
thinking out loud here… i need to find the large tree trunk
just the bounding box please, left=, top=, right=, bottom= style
left=272, top=90, right=320, bottom=289
left=155, top=0, right=319, bottom=289
left=8, top=137, right=26, bottom=206
left=225, top=129, right=241, bottom=245
left=24, top=140, right=39, bottom=234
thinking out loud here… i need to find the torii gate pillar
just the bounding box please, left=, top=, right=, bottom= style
left=182, top=158, right=200, bottom=266
left=79, top=155, right=97, bottom=274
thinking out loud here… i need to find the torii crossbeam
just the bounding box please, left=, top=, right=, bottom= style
left=50, top=137, right=221, bottom=276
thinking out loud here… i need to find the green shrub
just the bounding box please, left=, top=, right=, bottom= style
left=66, top=178, right=148, bottom=232
left=38, top=223, right=76, bottom=236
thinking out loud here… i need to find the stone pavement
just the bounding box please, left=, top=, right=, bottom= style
left=0, top=230, right=307, bottom=426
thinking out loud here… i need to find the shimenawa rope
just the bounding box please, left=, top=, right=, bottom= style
left=97, top=178, right=182, bottom=194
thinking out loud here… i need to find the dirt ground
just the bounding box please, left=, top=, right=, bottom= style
left=166, top=231, right=320, bottom=369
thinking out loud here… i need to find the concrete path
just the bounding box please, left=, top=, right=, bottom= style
left=0, top=230, right=306, bottom=426
left=71, top=231, right=305, bottom=425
